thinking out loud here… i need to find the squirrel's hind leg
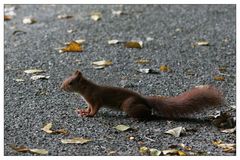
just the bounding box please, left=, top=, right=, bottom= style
left=121, top=97, right=152, bottom=120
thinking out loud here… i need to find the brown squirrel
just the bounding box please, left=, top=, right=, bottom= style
left=60, top=70, right=223, bottom=119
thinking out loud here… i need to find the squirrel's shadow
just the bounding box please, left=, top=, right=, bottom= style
left=99, top=112, right=211, bottom=125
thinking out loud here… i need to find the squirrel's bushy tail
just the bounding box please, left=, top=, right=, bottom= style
left=146, top=85, right=223, bottom=118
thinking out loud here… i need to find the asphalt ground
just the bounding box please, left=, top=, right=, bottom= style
left=4, top=4, right=236, bottom=156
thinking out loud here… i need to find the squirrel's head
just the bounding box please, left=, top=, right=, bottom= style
left=60, top=70, right=83, bottom=92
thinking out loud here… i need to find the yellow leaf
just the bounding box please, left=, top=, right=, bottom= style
left=160, top=65, right=170, bottom=72
left=59, top=41, right=83, bottom=53
left=162, top=149, right=178, bottom=155
left=61, top=137, right=92, bottom=144
left=218, top=67, right=227, bottom=73
left=178, top=150, right=187, bottom=156
left=139, top=146, right=149, bottom=155
left=213, top=76, right=225, bottom=81
left=125, top=41, right=143, bottom=48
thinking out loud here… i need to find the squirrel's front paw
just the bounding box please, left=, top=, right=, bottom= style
left=75, top=108, right=90, bottom=117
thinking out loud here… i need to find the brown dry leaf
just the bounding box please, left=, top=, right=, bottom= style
left=57, top=14, right=73, bottom=19
left=218, top=66, right=227, bottom=73
left=91, top=12, right=102, bottom=21
left=160, top=65, right=171, bottom=72
left=125, top=41, right=143, bottom=48
left=10, top=144, right=30, bottom=153
left=196, top=41, right=209, bottom=46
left=213, top=76, right=225, bottom=81
left=179, top=143, right=192, bottom=151
left=135, top=59, right=150, bottom=64
left=24, top=69, right=45, bottom=74
left=52, top=129, right=69, bottom=135
left=10, top=145, right=48, bottom=155
left=165, top=126, right=185, bottom=137
left=61, top=137, right=92, bottom=144
left=59, top=41, right=83, bottom=53
left=4, top=15, right=12, bottom=21
left=209, top=111, right=235, bottom=129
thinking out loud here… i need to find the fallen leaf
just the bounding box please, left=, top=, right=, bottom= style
left=221, top=127, right=236, bottom=133
left=212, top=140, right=236, bottom=153
left=125, top=41, right=143, bottom=48
left=41, top=122, right=69, bottom=135
left=129, top=136, right=135, bottom=140
left=175, top=28, right=181, bottom=32
left=139, top=146, right=149, bottom=155
left=149, top=148, right=161, bottom=156
left=164, top=126, right=185, bottom=137
left=4, top=15, right=12, bottom=21
left=209, top=111, right=235, bottom=129
left=108, top=39, right=120, bottom=45
left=4, top=6, right=16, bottom=16
left=196, top=41, right=209, bottom=46
left=162, top=149, right=178, bottom=155
left=30, top=75, right=49, bottom=80
left=61, top=137, right=92, bottom=144
left=41, top=122, right=53, bottom=134
left=135, top=59, right=150, bottom=64
left=179, top=143, right=192, bottom=151
left=24, top=69, right=45, bottom=74
left=213, top=76, right=225, bottom=81
left=59, top=41, right=83, bottom=53
left=74, top=39, right=85, bottom=44
left=29, top=149, right=48, bottom=155
left=178, top=150, right=187, bottom=156
left=10, top=144, right=29, bottom=153
left=146, top=37, right=154, bottom=41
left=160, top=65, right=170, bottom=72
left=107, top=150, right=117, bottom=156
left=22, top=17, right=36, bottom=24
left=15, top=78, right=25, bottom=82
left=139, top=68, right=151, bottom=74
left=92, top=60, right=112, bottom=67
left=91, top=12, right=102, bottom=21
left=218, top=66, right=227, bottom=73
left=10, top=145, right=48, bottom=155
left=114, top=124, right=131, bottom=132
left=112, top=10, right=123, bottom=16
left=57, top=14, right=73, bottom=19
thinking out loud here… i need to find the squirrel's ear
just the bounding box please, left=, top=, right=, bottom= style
left=74, top=70, right=82, bottom=77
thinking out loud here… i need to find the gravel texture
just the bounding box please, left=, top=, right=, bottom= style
left=4, top=4, right=236, bottom=156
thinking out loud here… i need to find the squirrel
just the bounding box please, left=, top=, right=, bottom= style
left=60, top=70, right=223, bottom=119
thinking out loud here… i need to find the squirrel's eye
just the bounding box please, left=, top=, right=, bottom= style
left=69, top=81, right=73, bottom=85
